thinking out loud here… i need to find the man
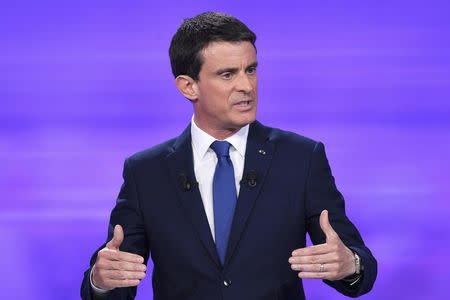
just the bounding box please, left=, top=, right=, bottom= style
left=81, top=12, right=377, bottom=300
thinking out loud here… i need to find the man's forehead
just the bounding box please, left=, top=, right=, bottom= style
left=200, top=41, right=257, bottom=68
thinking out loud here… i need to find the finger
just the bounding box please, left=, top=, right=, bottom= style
left=96, top=258, right=147, bottom=272
left=99, top=248, right=145, bottom=264
left=298, top=271, right=331, bottom=280
left=101, top=269, right=146, bottom=281
left=106, top=260, right=147, bottom=272
left=103, top=279, right=141, bottom=288
left=106, top=225, right=124, bottom=250
left=319, top=210, right=338, bottom=241
left=289, top=252, right=337, bottom=265
left=291, top=262, right=338, bottom=272
left=291, top=244, right=329, bottom=256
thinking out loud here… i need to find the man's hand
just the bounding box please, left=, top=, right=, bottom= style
left=289, top=210, right=356, bottom=281
left=92, top=225, right=147, bottom=290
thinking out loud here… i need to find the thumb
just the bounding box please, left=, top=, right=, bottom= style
left=106, top=224, right=124, bottom=250
left=319, top=210, right=337, bottom=241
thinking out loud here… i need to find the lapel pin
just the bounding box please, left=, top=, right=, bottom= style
left=258, top=149, right=266, bottom=155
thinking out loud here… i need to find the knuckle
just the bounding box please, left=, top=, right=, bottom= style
left=109, top=252, right=118, bottom=260
left=112, top=270, right=123, bottom=279
left=133, top=264, right=141, bottom=271
left=123, top=271, right=131, bottom=280
left=119, top=271, right=129, bottom=280
left=98, top=249, right=109, bottom=257
left=121, top=271, right=130, bottom=280
left=96, top=261, right=107, bottom=270
left=117, top=261, right=126, bottom=270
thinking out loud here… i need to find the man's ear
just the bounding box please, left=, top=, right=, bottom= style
left=175, top=75, right=199, bottom=102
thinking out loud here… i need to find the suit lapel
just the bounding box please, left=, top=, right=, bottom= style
left=166, top=124, right=222, bottom=269
left=224, top=121, right=275, bottom=267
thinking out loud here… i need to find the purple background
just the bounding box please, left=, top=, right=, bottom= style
left=1, top=1, right=450, bottom=299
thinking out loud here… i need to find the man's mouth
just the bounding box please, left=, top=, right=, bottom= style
left=235, top=100, right=252, bottom=107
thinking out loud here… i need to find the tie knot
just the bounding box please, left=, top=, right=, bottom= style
left=210, top=141, right=231, bottom=158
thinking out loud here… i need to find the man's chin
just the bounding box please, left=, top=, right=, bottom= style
left=241, top=113, right=257, bottom=125
left=231, top=116, right=256, bottom=129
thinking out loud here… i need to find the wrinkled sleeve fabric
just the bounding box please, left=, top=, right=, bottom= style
left=81, top=158, right=150, bottom=300
left=305, top=142, right=377, bottom=297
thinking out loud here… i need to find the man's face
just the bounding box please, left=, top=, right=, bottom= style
left=193, top=41, right=258, bottom=137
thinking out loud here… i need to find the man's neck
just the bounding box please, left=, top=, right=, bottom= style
left=193, top=117, right=243, bottom=140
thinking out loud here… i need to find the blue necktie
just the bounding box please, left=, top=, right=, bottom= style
left=210, top=141, right=237, bottom=264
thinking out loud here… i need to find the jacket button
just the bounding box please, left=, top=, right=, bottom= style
left=223, top=279, right=232, bottom=287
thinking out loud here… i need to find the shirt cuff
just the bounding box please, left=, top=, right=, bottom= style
left=341, top=248, right=364, bottom=287
left=90, top=265, right=111, bottom=294
left=341, top=273, right=363, bottom=286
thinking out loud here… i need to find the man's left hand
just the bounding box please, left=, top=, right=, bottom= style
left=289, top=210, right=356, bottom=281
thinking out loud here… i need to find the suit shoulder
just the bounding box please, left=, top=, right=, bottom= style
left=264, top=124, right=319, bottom=151
left=125, top=137, right=177, bottom=167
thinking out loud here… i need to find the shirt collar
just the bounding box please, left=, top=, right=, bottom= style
left=191, top=116, right=249, bottom=159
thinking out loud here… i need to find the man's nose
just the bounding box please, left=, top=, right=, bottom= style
left=235, top=73, right=254, bottom=93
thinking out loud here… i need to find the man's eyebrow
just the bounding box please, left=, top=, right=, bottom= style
left=215, top=61, right=258, bottom=75
left=215, top=67, right=239, bottom=75
left=247, top=61, right=258, bottom=69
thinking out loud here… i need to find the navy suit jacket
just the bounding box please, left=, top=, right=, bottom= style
left=81, top=121, right=377, bottom=300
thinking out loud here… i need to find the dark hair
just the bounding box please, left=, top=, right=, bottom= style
left=169, top=12, right=257, bottom=80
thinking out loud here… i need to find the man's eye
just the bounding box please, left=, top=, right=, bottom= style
left=221, top=73, right=232, bottom=79
left=247, top=67, right=257, bottom=74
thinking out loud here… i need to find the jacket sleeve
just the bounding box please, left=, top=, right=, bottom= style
left=81, top=158, right=150, bottom=300
left=305, top=142, right=377, bottom=297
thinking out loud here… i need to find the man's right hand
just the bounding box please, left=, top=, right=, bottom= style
left=92, top=225, right=147, bottom=290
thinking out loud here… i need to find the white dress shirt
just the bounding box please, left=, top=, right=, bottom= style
left=191, top=117, right=249, bottom=241
left=91, top=118, right=249, bottom=292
